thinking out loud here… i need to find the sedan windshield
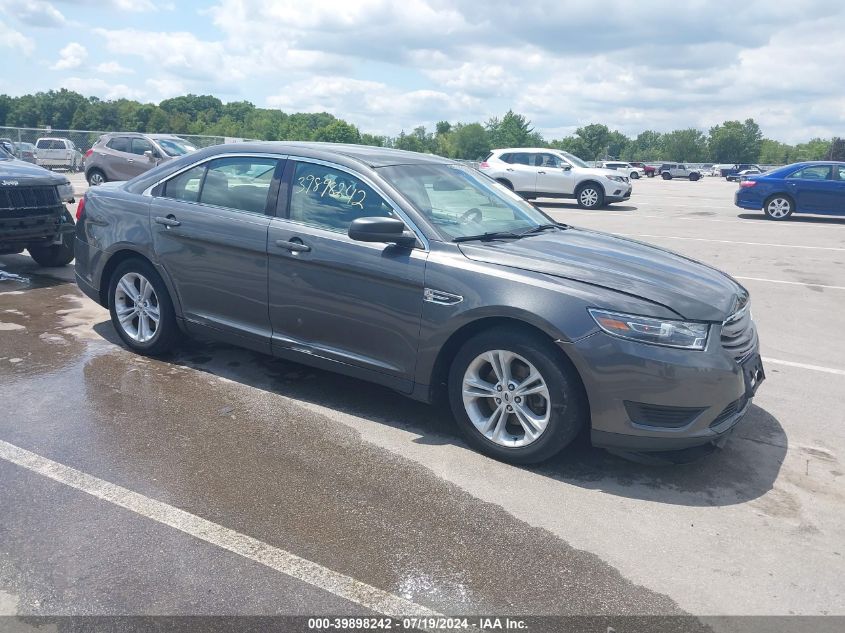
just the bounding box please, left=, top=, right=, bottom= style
left=378, top=163, right=553, bottom=240
left=157, top=138, right=197, bottom=156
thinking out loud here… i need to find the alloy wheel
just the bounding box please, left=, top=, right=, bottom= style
left=461, top=350, right=551, bottom=448
left=90, top=172, right=105, bottom=186
left=766, top=197, right=792, bottom=219
left=579, top=188, right=599, bottom=208
left=114, top=272, right=160, bottom=343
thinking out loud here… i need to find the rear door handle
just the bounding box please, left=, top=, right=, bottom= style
left=506, top=168, right=514, bottom=172
left=154, top=216, right=181, bottom=227
left=275, top=239, right=311, bottom=253
left=538, top=171, right=546, bottom=174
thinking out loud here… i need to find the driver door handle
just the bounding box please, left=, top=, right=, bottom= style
left=154, top=216, right=181, bottom=227
left=538, top=170, right=546, bottom=174
left=506, top=168, right=514, bottom=171
left=275, top=239, right=311, bottom=253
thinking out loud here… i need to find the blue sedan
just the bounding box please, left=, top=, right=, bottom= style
left=734, top=161, right=845, bottom=220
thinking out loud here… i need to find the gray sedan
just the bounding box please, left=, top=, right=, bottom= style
left=74, top=142, right=764, bottom=463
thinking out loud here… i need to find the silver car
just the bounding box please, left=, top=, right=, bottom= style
left=84, top=133, right=196, bottom=186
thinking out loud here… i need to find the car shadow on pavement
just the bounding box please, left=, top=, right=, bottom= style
left=737, top=213, right=845, bottom=225
left=92, top=324, right=787, bottom=508
left=537, top=201, right=638, bottom=212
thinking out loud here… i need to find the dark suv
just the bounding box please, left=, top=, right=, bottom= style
left=84, top=133, right=197, bottom=186
left=0, top=144, right=76, bottom=266
left=74, top=142, right=764, bottom=464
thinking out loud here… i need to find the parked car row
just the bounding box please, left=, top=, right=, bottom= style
left=0, top=138, right=38, bottom=164
left=83, top=132, right=197, bottom=186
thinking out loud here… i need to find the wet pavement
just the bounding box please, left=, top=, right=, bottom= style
left=1, top=177, right=844, bottom=626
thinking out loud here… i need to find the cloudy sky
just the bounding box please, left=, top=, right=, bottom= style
left=1, top=0, right=843, bottom=143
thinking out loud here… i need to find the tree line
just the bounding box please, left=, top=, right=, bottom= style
left=0, top=89, right=841, bottom=163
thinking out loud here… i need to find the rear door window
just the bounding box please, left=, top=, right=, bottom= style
left=198, top=156, right=279, bottom=214
left=163, top=165, right=206, bottom=203
left=107, top=137, right=131, bottom=153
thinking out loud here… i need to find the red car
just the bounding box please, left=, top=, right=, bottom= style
left=630, top=162, right=656, bottom=177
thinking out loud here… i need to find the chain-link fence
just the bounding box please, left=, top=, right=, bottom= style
left=0, top=126, right=233, bottom=170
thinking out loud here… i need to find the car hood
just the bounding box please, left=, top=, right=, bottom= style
left=458, top=228, right=746, bottom=321
left=0, top=158, right=67, bottom=186
left=579, top=167, right=624, bottom=178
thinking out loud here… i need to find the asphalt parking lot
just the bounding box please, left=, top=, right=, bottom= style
left=1, top=175, right=843, bottom=626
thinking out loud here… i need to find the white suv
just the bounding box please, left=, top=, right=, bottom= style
left=480, top=148, right=632, bottom=209
left=601, top=161, right=645, bottom=180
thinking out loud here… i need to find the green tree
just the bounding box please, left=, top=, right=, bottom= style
left=793, top=138, right=830, bottom=161
left=708, top=119, right=762, bottom=163
left=313, top=119, right=361, bottom=144
left=625, top=130, right=664, bottom=161
left=450, top=123, right=490, bottom=160
left=486, top=110, right=536, bottom=148
left=661, top=128, right=708, bottom=162
left=759, top=139, right=795, bottom=165
left=573, top=124, right=611, bottom=161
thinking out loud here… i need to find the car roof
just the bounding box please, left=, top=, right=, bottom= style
left=204, top=141, right=455, bottom=168
left=494, top=147, right=553, bottom=153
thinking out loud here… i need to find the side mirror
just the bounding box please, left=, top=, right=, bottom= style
left=561, top=164, right=572, bottom=171
left=348, top=217, right=416, bottom=247
left=144, top=150, right=155, bottom=161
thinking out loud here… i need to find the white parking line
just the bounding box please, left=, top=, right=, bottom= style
left=762, top=358, right=845, bottom=376
left=620, top=234, right=845, bottom=252
left=0, top=439, right=441, bottom=619
left=735, top=276, right=845, bottom=291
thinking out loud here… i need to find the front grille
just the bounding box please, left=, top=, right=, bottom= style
left=624, top=401, right=706, bottom=428
left=720, top=305, right=757, bottom=361
left=710, top=397, right=747, bottom=428
left=0, top=185, right=61, bottom=210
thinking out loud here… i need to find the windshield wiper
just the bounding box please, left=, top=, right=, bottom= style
left=453, top=231, right=524, bottom=243
left=518, top=223, right=567, bottom=236
left=453, top=223, right=569, bottom=243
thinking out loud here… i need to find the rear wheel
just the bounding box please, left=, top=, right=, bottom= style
left=689, top=173, right=700, bottom=181
left=448, top=327, right=587, bottom=464
left=764, top=195, right=794, bottom=220
left=661, top=172, right=672, bottom=180
left=630, top=171, right=640, bottom=179
left=495, top=178, right=514, bottom=190
left=576, top=183, right=604, bottom=209
left=108, top=258, right=179, bottom=355
left=87, top=169, right=106, bottom=186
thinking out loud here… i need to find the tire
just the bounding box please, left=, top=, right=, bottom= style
left=647, top=171, right=654, bottom=178
left=87, top=169, right=107, bottom=186
left=448, top=327, right=587, bottom=464
left=108, top=257, right=179, bottom=355
left=661, top=172, right=672, bottom=180
left=575, top=182, right=604, bottom=209
left=28, top=211, right=75, bottom=267
left=763, top=195, right=794, bottom=221
left=630, top=171, right=640, bottom=179
left=689, top=173, right=700, bottom=181
left=496, top=178, right=514, bottom=190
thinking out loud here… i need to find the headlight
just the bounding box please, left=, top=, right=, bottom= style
left=588, top=308, right=710, bottom=350
left=57, top=182, right=74, bottom=202
left=607, top=175, right=626, bottom=183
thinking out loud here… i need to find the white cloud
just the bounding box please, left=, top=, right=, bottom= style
left=52, top=42, right=87, bottom=70
left=95, top=61, right=133, bottom=74
left=60, top=77, right=142, bottom=100
left=1, top=0, right=66, bottom=28
left=0, top=19, right=34, bottom=54
left=145, top=77, right=186, bottom=99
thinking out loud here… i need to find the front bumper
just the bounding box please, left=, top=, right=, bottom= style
left=606, top=184, right=632, bottom=202
left=560, top=329, right=762, bottom=452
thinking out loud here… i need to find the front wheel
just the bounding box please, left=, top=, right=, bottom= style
left=630, top=171, right=640, bottom=179
left=108, top=258, right=180, bottom=355
left=689, top=173, right=700, bottom=181
left=764, top=195, right=794, bottom=220
left=448, top=328, right=587, bottom=464
left=576, top=183, right=604, bottom=209
left=28, top=211, right=75, bottom=267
